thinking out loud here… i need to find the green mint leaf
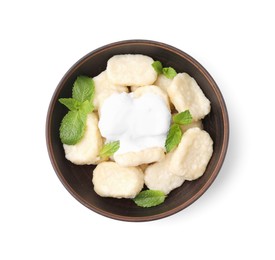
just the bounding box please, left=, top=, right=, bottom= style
left=99, top=141, right=120, bottom=157
left=59, top=98, right=81, bottom=111
left=79, top=100, right=94, bottom=114
left=173, top=110, right=193, bottom=125
left=165, top=123, right=182, bottom=152
left=59, top=75, right=95, bottom=145
left=152, top=60, right=163, bottom=75
left=162, top=67, right=177, bottom=79
left=133, top=190, right=166, bottom=207
left=72, top=76, right=95, bottom=103
left=59, top=110, right=86, bottom=145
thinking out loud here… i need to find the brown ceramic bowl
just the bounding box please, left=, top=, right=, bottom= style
left=46, top=40, right=229, bottom=221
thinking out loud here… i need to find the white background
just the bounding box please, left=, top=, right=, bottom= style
left=1, top=0, right=274, bottom=259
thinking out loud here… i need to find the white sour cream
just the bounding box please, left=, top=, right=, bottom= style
left=98, top=92, right=171, bottom=155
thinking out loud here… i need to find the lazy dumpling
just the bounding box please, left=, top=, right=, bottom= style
left=133, top=85, right=170, bottom=110
left=92, top=162, right=144, bottom=198
left=106, top=54, right=157, bottom=87
left=154, top=74, right=172, bottom=92
left=113, top=147, right=165, bottom=167
left=153, top=74, right=174, bottom=109
left=167, top=73, right=211, bottom=121
left=93, top=70, right=128, bottom=113
left=178, top=119, right=203, bottom=133
left=169, top=127, right=213, bottom=181
left=63, top=113, right=103, bottom=165
left=144, top=127, right=213, bottom=194
left=144, top=152, right=185, bottom=195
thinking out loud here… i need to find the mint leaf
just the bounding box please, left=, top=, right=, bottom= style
left=152, top=61, right=177, bottom=79
left=59, top=76, right=95, bottom=145
left=79, top=100, right=94, bottom=114
left=99, top=141, right=120, bottom=157
left=162, top=67, right=177, bottom=79
left=173, top=110, right=193, bottom=125
left=72, top=76, right=95, bottom=103
left=165, top=123, right=182, bottom=152
left=152, top=60, right=163, bottom=75
left=133, top=190, right=166, bottom=207
left=59, top=110, right=86, bottom=145
left=59, top=98, right=81, bottom=111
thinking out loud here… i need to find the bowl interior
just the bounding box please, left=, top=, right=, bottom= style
left=46, top=40, right=229, bottom=221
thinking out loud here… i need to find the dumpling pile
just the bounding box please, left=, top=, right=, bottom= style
left=62, top=54, right=213, bottom=199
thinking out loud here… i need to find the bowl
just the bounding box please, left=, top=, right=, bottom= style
left=46, top=39, right=229, bottom=221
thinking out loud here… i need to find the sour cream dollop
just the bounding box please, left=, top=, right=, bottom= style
left=98, top=92, right=171, bottom=155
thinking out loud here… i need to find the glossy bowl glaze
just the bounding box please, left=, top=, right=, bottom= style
left=46, top=40, right=229, bottom=221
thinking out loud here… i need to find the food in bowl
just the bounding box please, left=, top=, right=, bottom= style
left=58, top=54, right=213, bottom=207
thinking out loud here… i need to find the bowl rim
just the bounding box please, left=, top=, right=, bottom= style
left=46, top=39, right=229, bottom=222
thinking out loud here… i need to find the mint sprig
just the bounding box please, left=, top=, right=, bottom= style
left=165, top=110, right=193, bottom=152
left=79, top=100, right=94, bottom=114
left=151, top=61, right=163, bottom=75
left=173, top=110, right=193, bottom=125
left=152, top=60, right=177, bottom=79
left=133, top=190, right=166, bottom=207
left=59, top=76, right=95, bottom=145
left=59, top=110, right=86, bottom=145
left=165, top=124, right=182, bottom=153
left=162, top=67, right=177, bottom=79
left=72, top=76, right=95, bottom=103
left=59, top=98, right=82, bottom=111
left=99, top=141, right=120, bottom=158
